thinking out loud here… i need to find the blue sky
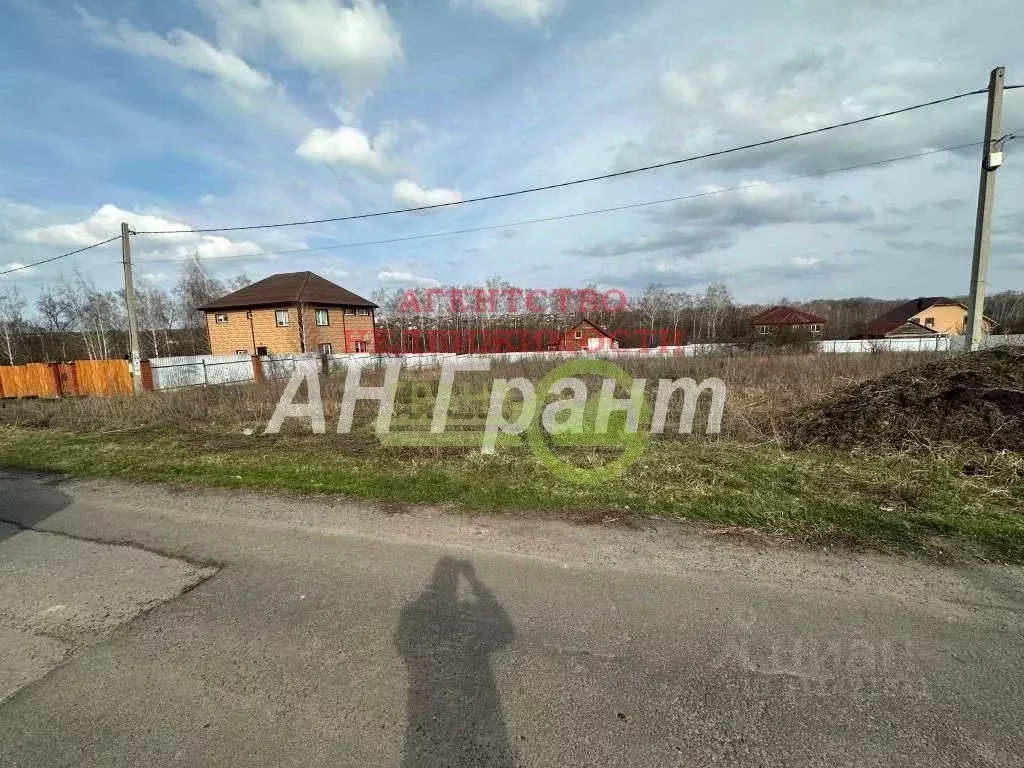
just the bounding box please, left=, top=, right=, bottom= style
left=2, top=0, right=1023, bottom=308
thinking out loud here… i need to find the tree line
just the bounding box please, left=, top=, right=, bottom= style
left=1, top=266, right=1022, bottom=364
left=371, top=280, right=1024, bottom=351
left=0, top=256, right=249, bottom=365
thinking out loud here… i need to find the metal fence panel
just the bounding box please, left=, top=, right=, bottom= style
left=149, top=354, right=254, bottom=390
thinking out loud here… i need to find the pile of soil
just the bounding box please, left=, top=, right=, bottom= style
left=788, top=347, right=1024, bottom=451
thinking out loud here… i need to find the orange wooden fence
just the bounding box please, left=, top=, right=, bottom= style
left=0, top=360, right=132, bottom=399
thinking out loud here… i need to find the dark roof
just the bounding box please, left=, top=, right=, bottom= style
left=865, top=320, right=940, bottom=338
left=869, top=297, right=963, bottom=326
left=199, top=272, right=377, bottom=311
left=557, top=318, right=612, bottom=345
left=750, top=306, right=827, bottom=325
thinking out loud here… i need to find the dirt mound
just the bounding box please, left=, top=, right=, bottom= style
left=788, top=347, right=1024, bottom=451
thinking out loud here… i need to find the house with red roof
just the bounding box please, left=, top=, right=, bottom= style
left=553, top=319, right=619, bottom=352
left=749, top=306, right=826, bottom=336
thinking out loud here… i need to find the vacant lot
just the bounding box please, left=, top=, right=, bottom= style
left=1, top=351, right=1021, bottom=561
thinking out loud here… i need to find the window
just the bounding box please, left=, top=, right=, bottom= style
left=353, top=341, right=366, bottom=353
left=318, top=343, right=332, bottom=355
left=574, top=329, right=584, bottom=339
left=923, top=317, right=935, bottom=327
left=275, top=310, right=289, bottom=327
left=256, top=346, right=268, bottom=356
left=809, top=324, right=822, bottom=333
left=215, top=313, right=229, bottom=325
left=344, top=308, right=357, bottom=316
left=315, top=309, right=329, bottom=326
left=235, top=349, right=249, bottom=356
left=758, top=325, right=771, bottom=335
left=356, top=308, right=370, bottom=316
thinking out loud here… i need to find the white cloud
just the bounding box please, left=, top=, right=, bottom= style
left=392, top=180, right=463, bottom=212
left=790, top=256, right=822, bottom=268
left=198, top=0, right=402, bottom=101
left=198, top=194, right=218, bottom=205
left=295, top=123, right=399, bottom=174
left=21, top=205, right=263, bottom=262
left=454, top=0, right=565, bottom=24
left=321, top=266, right=351, bottom=279
left=78, top=10, right=272, bottom=91
left=377, top=270, right=439, bottom=287
left=0, top=263, right=34, bottom=278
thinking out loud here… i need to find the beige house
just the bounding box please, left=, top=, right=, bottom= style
left=199, top=272, right=377, bottom=356
left=865, top=297, right=995, bottom=338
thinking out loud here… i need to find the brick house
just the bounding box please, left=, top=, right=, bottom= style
left=198, top=272, right=378, bottom=356
left=864, top=297, right=995, bottom=338
left=750, top=306, right=826, bottom=336
left=553, top=319, right=618, bottom=352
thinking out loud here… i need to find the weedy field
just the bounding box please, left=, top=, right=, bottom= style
left=1, top=349, right=1021, bottom=562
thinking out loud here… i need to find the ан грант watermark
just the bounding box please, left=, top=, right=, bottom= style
left=264, top=358, right=726, bottom=485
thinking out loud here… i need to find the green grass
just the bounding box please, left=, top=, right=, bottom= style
left=1, top=426, right=1021, bottom=562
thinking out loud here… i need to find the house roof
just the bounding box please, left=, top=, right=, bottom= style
left=865, top=320, right=940, bottom=338
left=750, top=306, right=827, bottom=325
left=198, top=272, right=377, bottom=311
left=557, top=318, right=612, bottom=345
left=869, top=296, right=963, bottom=326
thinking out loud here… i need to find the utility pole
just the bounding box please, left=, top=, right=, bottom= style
left=965, top=66, right=1005, bottom=352
left=121, top=222, right=144, bottom=393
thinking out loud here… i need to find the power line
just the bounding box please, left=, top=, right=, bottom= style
left=0, top=235, right=122, bottom=277
left=134, top=89, right=988, bottom=236
left=133, top=139, right=992, bottom=265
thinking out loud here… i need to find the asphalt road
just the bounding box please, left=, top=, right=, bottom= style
left=0, top=470, right=1022, bottom=767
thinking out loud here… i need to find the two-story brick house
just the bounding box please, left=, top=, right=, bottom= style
left=199, top=272, right=378, bottom=356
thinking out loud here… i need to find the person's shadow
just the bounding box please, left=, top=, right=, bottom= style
left=394, top=556, right=518, bottom=767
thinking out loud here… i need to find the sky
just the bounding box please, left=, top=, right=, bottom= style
left=1, top=0, right=1023, bottom=310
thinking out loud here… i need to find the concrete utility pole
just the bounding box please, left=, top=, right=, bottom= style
left=121, top=222, right=144, bottom=393
left=965, top=66, right=1005, bottom=352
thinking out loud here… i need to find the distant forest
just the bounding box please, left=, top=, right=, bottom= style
left=1, top=259, right=1022, bottom=364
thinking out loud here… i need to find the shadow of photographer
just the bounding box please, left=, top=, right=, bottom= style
left=394, top=556, right=518, bottom=768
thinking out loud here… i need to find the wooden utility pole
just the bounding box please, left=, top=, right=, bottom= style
left=965, top=66, right=1005, bottom=352
left=121, top=222, right=144, bottom=393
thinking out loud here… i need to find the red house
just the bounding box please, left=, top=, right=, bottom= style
left=750, top=306, right=826, bottom=336
left=553, top=319, right=618, bottom=352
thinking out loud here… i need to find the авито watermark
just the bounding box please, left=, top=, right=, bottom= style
left=264, top=357, right=726, bottom=485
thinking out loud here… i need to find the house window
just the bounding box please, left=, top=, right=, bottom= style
left=315, top=309, right=329, bottom=326
left=344, top=308, right=357, bottom=316
left=215, top=313, right=229, bottom=325
left=235, top=349, right=248, bottom=355
left=256, top=346, right=268, bottom=356
left=275, top=310, right=289, bottom=327
left=353, top=341, right=366, bottom=353
left=758, top=325, right=771, bottom=335
left=574, top=330, right=584, bottom=339
left=924, top=317, right=935, bottom=327
left=809, top=324, right=822, bottom=333
left=318, top=343, right=332, bottom=355
left=356, top=308, right=370, bottom=316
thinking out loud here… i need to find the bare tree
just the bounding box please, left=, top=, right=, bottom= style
left=0, top=285, right=27, bottom=365
left=136, top=281, right=176, bottom=357
left=174, top=254, right=225, bottom=354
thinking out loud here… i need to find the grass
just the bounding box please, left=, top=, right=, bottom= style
left=1, top=424, right=1021, bottom=563
left=1, top=351, right=1021, bottom=562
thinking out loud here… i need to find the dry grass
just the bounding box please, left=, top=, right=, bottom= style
left=0, top=351, right=940, bottom=444
left=3, top=350, right=1023, bottom=561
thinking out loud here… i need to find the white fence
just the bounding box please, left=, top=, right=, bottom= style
left=145, top=334, right=1023, bottom=390
left=148, top=353, right=255, bottom=390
